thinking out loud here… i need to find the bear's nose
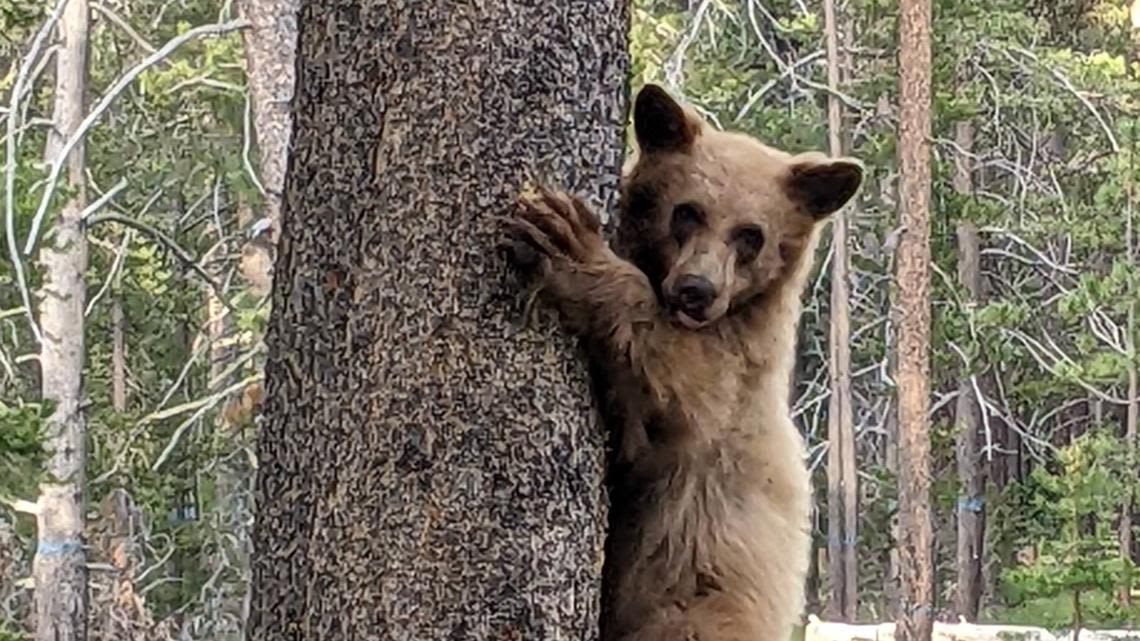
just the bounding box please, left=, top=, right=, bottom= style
left=673, top=275, right=717, bottom=318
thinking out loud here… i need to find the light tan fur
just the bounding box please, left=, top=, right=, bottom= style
left=506, top=85, right=862, bottom=641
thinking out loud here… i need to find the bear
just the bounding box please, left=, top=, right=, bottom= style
left=505, top=84, right=863, bottom=641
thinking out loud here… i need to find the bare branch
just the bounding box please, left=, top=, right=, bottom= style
left=92, top=2, right=157, bottom=53
left=4, top=0, right=70, bottom=344
left=85, top=229, right=133, bottom=317
left=78, top=176, right=127, bottom=221
left=85, top=212, right=231, bottom=309
left=151, top=374, right=262, bottom=471
left=242, top=92, right=267, bottom=196
left=0, top=497, right=40, bottom=515
left=664, top=0, right=713, bottom=90
left=986, top=42, right=1120, bottom=153
left=23, top=18, right=250, bottom=255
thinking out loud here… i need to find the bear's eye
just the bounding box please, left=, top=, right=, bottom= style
left=733, top=226, right=765, bottom=263
left=671, top=203, right=705, bottom=243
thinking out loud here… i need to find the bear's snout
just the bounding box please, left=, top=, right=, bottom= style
left=668, top=274, right=718, bottom=327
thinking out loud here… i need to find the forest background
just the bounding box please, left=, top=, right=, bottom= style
left=2, top=0, right=1140, bottom=639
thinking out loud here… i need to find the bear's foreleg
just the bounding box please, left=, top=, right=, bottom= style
left=505, top=185, right=657, bottom=357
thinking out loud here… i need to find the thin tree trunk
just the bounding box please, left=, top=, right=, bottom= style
left=1121, top=111, right=1137, bottom=607
left=226, top=2, right=299, bottom=624
left=34, top=0, right=90, bottom=639
left=237, top=0, right=297, bottom=243
left=91, top=489, right=149, bottom=641
left=205, top=225, right=243, bottom=637
left=1072, top=590, right=1083, bottom=640
left=249, top=3, right=628, bottom=639
left=111, top=294, right=126, bottom=412
left=824, top=0, right=857, bottom=621
left=886, top=400, right=902, bottom=621
left=953, top=119, right=985, bottom=621
left=896, top=0, right=934, bottom=636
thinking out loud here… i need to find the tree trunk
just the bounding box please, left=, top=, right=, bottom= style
left=1122, top=24, right=1138, bottom=604
left=237, top=0, right=297, bottom=243
left=953, top=120, right=985, bottom=621
left=205, top=212, right=245, bottom=638
left=90, top=489, right=149, bottom=641
left=1121, top=106, right=1137, bottom=608
left=896, top=0, right=935, bottom=636
left=1072, top=589, right=1083, bottom=640
left=231, top=1, right=300, bottom=624
left=249, top=2, right=629, bottom=639
left=34, top=1, right=90, bottom=640
left=824, top=0, right=857, bottom=621
left=111, top=294, right=126, bottom=412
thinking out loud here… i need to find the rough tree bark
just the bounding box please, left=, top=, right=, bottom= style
left=824, top=0, right=857, bottom=621
left=953, top=119, right=986, bottom=621
left=896, top=0, right=935, bottom=636
left=249, top=2, right=629, bottom=639
left=33, top=0, right=90, bottom=640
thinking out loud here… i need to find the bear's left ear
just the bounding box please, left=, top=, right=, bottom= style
left=785, top=156, right=864, bottom=218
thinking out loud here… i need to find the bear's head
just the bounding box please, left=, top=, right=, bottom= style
left=618, top=84, right=863, bottom=330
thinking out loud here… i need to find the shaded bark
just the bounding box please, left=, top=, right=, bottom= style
left=953, top=120, right=985, bottom=621
left=249, top=2, right=629, bottom=639
left=33, top=0, right=90, bottom=639
left=824, top=0, right=857, bottom=621
left=896, top=0, right=935, bottom=636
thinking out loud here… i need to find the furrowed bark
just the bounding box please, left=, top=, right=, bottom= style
left=249, top=2, right=629, bottom=639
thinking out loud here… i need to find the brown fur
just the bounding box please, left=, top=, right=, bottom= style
left=506, top=85, right=862, bottom=641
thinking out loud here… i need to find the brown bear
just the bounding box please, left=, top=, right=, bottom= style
left=506, top=84, right=862, bottom=641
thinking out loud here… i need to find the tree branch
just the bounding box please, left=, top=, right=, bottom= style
left=85, top=212, right=232, bottom=309
left=23, top=18, right=250, bottom=255
left=4, top=0, right=70, bottom=344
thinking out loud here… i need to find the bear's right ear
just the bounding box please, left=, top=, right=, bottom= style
left=634, top=84, right=699, bottom=154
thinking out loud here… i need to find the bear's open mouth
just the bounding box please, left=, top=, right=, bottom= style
left=673, top=310, right=708, bottom=330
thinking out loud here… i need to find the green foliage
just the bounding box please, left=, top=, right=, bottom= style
left=1001, top=432, right=1140, bottom=627
left=0, top=0, right=1136, bottom=631
left=0, top=624, right=26, bottom=641
left=0, top=399, right=46, bottom=497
